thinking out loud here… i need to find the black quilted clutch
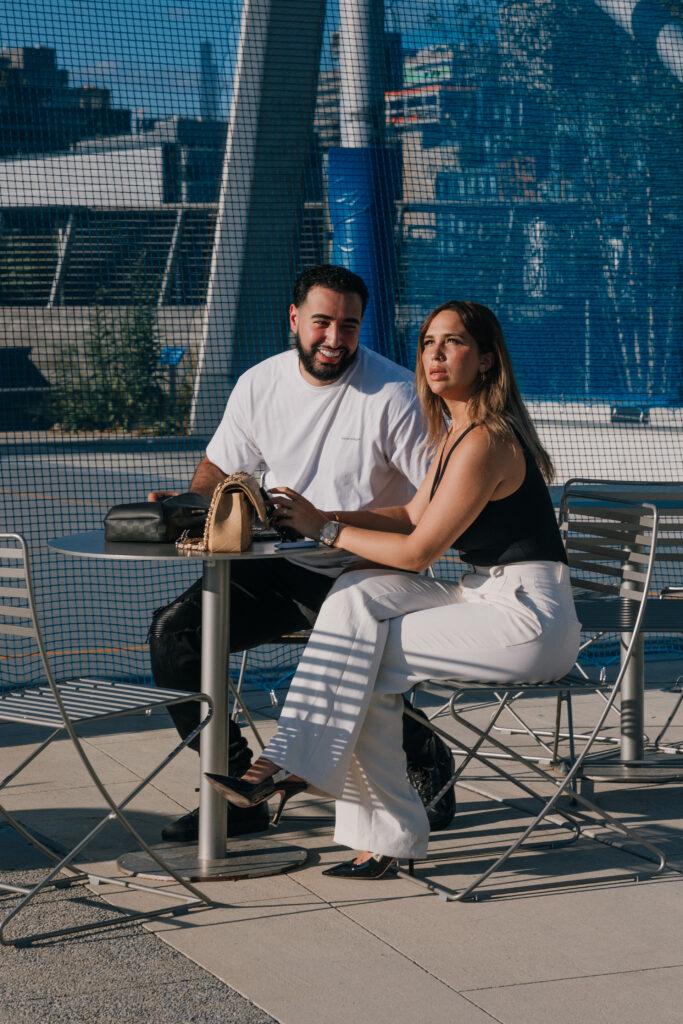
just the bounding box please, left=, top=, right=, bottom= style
left=103, top=493, right=210, bottom=543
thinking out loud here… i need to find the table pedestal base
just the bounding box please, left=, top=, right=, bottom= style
left=117, top=837, right=308, bottom=882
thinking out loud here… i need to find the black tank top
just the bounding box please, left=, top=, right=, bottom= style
left=429, top=425, right=567, bottom=567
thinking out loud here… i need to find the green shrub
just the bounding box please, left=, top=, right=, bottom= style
left=46, top=274, right=189, bottom=433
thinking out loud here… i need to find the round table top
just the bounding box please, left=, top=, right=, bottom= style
left=49, top=530, right=342, bottom=565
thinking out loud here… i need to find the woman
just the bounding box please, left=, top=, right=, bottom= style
left=206, top=301, right=581, bottom=879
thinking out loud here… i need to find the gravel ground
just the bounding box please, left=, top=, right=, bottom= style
left=0, top=827, right=277, bottom=1024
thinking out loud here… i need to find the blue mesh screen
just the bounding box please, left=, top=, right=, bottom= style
left=1, top=0, right=682, bottom=694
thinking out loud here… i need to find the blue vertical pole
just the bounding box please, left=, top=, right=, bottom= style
left=328, top=147, right=398, bottom=357
left=329, top=0, right=398, bottom=358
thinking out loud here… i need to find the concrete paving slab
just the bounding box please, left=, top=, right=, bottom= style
left=0, top=731, right=143, bottom=793
left=2, top=781, right=190, bottom=864
left=465, top=965, right=683, bottom=1024
left=324, top=869, right=683, bottom=990
left=144, top=874, right=500, bottom=1024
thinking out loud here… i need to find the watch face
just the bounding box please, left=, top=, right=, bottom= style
left=320, top=520, right=340, bottom=546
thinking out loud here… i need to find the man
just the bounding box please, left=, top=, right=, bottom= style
left=149, top=264, right=429, bottom=842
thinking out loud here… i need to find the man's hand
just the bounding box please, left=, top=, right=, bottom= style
left=147, top=489, right=180, bottom=503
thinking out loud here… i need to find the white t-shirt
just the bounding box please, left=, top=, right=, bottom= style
left=205, top=347, right=429, bottom=569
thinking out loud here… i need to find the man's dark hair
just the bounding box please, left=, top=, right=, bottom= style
left=292, top=264, right=369, bottom=314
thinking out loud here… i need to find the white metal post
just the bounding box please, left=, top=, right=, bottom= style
left=191, top=0, right=327, bottom=436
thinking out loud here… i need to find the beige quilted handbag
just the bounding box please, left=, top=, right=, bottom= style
left=176, top=472, right=268, bottom=553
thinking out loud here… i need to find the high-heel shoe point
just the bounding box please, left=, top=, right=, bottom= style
left=322, top=854, right=396, bottom=880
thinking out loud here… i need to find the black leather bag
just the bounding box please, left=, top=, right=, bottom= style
left=402, top=704, right=456, bottom=832
left=104, top=493, right=210, bottom=543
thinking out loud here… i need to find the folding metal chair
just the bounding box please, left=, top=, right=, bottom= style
left=398, top=487, right=670, bottom=901
left=440, top=479, right=683, bottom=767
left=0, top=533, right=214, bottom=945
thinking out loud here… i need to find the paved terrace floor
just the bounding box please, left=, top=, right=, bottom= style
left=1, top=662, right=683, bottom=1024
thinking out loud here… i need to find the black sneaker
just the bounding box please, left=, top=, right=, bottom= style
left=161, top=799, right=270, bottom=843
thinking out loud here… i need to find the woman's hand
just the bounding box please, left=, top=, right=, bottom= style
left=268, top=487, right=328, bottom=541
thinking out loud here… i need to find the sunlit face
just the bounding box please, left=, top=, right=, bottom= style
left=421, top=309, right=492, bottom=402
left=290, top=286, right=363, bottom=385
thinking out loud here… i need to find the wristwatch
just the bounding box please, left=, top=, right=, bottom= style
left=319, top=520, right=341, bottom=547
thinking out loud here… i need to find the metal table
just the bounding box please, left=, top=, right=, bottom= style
left=567, top=481, right=683, bottom=784
left=49, top=530, right=336, bottom=881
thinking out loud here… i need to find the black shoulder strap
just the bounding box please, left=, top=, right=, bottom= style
left=429, top=423, right=478, bottom=501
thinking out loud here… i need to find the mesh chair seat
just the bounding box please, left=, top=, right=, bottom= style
left=0, top=533, right=214, bottom=946
left=0, top=678, right=204, bottom=728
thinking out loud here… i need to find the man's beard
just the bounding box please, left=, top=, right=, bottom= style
left=295, top=334, right=358, bottom=382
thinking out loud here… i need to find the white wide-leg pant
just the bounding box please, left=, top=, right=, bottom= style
left=262, top=562, right=581, bottom=859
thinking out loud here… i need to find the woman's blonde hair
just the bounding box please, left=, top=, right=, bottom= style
left=414, top=300, right=554, bottom=482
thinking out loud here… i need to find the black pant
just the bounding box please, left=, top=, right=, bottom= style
left=149, top=558, right=334, bottom=769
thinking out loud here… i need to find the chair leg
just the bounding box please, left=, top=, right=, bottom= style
left=549, top=691, right=576, bottom=777
left=653, top=676, right=683, bottom=752
left=405, top=699, right=582, bottom=848
left=0, top=725, right=68, bottom=793
left=0, top=696, right=215, bottom=946
left=230, top=650, right=249, bottom=723
left=227, top=676, right=266, bottom=751
left=493, top=691, right=560, bottom=760
left=0, top=727, right=90, bottom=880
left=492, top=649, right=625, bottom=754
left=399, top=687, right=670, bottom=902
left=431, top=690, right=562, bottom=766
left=449, top=699, right=667, bottom=859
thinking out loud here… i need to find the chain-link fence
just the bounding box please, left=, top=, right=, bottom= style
left=1, top=0, right=681, bottom=691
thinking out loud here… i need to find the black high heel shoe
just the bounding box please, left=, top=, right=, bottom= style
left=322, top=854, right=397, bottom=880
left=204, top=771, right=308, bottom=827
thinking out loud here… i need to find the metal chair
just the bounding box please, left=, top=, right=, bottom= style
left=0, top=533, right=214, bottom=945
left=455, top=479, right=683, bottom=767
left=399, top=486, right=671, bottom=901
